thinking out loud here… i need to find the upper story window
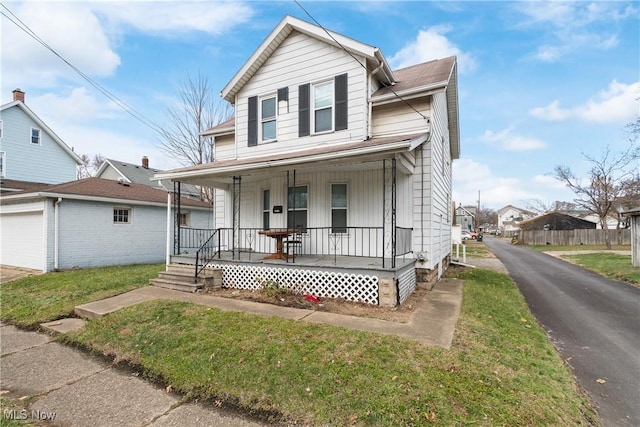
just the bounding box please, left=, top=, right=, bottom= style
left=0, top=120, right=3, bottom=138
left=313, top=80, right=333, bottom=133
left=31, top=128, right=41, bottom=145
left=261, top=96, right=276, bottom=142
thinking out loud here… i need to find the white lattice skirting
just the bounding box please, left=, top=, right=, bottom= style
left=210, top=263, right=379, bottom=305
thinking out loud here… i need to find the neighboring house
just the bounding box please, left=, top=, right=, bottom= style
left=0, top=178, right=212, bottom=272
left=497, top=205, right=535, bottom=233
left=622, top=207, right=640, bottom=267
left=155, top=15, right=460, bottom=306
left=96, top=156, right=202, bottom=199
left=0, top=89, right=82, bottom=184
left=455, top=205, right=475, bottom=231
left=519, top=212, right=597, bottom=231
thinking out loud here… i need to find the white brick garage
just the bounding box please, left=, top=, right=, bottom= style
left=0, top=208, right=45, bottom=270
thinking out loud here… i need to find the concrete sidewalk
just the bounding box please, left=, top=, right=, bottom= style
left=2, top=279, right=463, bottom=426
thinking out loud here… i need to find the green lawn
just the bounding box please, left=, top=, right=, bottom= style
left=0, top=263, right=163, bottom=326
left=459, top=240, right=493, bottom=257
left=563, top=253, right=639, bottom=285
left=531, top=244, right=631, bottom=252
left=55, top=268, right=597, bottom=426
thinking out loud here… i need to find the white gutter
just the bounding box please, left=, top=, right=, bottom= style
left=54, top=197, right=62, bottom=270
left=155, top=139, right=417, bottom=181
left=371, top=82, right=446, bottom=105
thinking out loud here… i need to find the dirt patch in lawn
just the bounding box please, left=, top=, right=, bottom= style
left=208, top=286, right=430, bottom=323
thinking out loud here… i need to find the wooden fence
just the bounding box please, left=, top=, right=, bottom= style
left=518, top=229, right=631, bottom=246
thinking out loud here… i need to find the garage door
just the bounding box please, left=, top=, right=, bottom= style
left=0, top=211, right=44, bottom=270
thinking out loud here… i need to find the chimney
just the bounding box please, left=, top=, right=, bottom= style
left=142, top=156, right=149, bottom=169
left=12, top=88, right=25, bottom=103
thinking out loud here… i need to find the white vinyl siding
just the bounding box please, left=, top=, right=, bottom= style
left=371, top=98, right=431, bottom=137
left=0, top=151, right=5, bottom=177
left=213, top=134, right=235, bottom=161
left=235, top=31, right=367, bottom=158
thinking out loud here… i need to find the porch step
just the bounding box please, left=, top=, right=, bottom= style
left=149, top=263, right=222, bottom=293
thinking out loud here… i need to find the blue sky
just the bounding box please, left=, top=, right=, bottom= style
left=2, top=0, right=638, bottom=210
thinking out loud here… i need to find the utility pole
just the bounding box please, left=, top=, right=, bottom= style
left=476, top=190, right=481, bottom=230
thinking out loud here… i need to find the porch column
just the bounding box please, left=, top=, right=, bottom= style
left=382, top=158, right=397, bottom=268
left=232, top=176, right=241, bottom=260
left=173, top=181, right=181, bottom=255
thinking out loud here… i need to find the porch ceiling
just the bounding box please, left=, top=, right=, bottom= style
left=156, top=132, right=428, bottom=187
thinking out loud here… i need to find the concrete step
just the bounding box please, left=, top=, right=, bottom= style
left=149, top=278, right=202, bottom=293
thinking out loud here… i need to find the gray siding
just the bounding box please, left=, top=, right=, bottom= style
left=0, top=105, right=78, bottom=183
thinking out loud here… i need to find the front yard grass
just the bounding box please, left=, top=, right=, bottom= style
left=0, top=263, right=163, bottom=326
left=563, top=253, right=639, bottom=285
left=531, top=244, right=630, bottom=252
left=59, top=268, right=597, bottom=426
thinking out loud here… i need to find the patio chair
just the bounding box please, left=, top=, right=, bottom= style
left=284, top=228, right=303, bottom=262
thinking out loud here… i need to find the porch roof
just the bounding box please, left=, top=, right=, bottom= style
left=155, top=132, right=428, bottom=186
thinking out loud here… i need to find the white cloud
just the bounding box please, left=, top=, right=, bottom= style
left=452, top=159, right=575, bottom=209
left=530, top=80, right=640, bottom=123
left=479, top=127, right=546, bottom=151
left=31, top=88, right=121, bottom=123
left=389, top=25, right=476, bottom=72
left=91, top=1, right=254, bottom=36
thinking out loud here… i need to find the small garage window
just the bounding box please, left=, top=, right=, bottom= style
left=113, top=208, right=131, bottom=224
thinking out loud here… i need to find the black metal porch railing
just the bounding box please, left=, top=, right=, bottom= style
left=181, top=226, right=413, bottom=266
left=194, top=229, right=221, bottom=282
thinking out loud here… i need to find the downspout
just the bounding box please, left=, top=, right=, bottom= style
left=54, top=197, right=62, bottom=270
left=166, top=191, right=171, bottom=270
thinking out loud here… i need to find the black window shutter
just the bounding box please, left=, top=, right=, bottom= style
left=335, top=73, right=348, bottom=131
left=277, top=87, right=288, bottom=103
left=298, top=83, right=310, bottom=137
left=248, top=96, right=258, bottom=147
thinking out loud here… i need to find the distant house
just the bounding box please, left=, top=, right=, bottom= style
left=96, top=157, right=202, bottom=199
left=0, top=178, right=212, bottom=272
left=155, top=15, right=460, bottom=305
left=497, top=205, right=535, bottom=233
left=0, top=89, right=82, bottom=184
left=455, top=205, right=475, bottom=231
left=519, top=212, right=597, bottom=231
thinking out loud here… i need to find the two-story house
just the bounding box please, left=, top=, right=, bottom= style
left=497, top=205, right=535, bottom=234
left=455, top=205, right=476, bottom=232
left=0, top=89, right=82, bottom=184
left=155, top=15, right=460, bottom=306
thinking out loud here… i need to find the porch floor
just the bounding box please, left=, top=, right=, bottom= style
left=174, top=250, right=415, bottom=273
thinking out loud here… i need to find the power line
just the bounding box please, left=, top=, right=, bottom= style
left=0, top=3, right=165, bottom=136
left=292, top=0, right=428, bottom=122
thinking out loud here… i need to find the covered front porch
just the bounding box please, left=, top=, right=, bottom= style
left=158, top=134, right=429, bottom=305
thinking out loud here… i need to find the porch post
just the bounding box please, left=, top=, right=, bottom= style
left=232, top=176, right=241, bottom=260
left=382, top=158, right=397, bottom=268
left=173, top=181, right=181, bottom=255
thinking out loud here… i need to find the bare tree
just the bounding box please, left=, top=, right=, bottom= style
left=78, top=153, right=105, bottom=179
left=157, top=72, right=233, bottom=167
left=554, top=144, right=640, bottom=248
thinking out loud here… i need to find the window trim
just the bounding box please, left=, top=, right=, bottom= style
left=330, top=182, right=348, bottom=234
left=0, top=151, right=5, bottom=178
left=260, top=94, right=277, bottom=143
left=30, top=127, right=41, bottom=145
left=178, top=212, right=190, bottom=226
left=312, top=79, right=334, bottom=134
left=0, top=120, right=3, bottom=138
left=113, top=207, right=132, bottom=224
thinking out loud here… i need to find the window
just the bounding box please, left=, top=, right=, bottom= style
left=261, top=96, right=276, bottom=141
left=331, top=184, right=347, bottom=233
left=179, top=212, right=190, bottom=226
left=262, top=189, right=270, bottom=230
left=113, top=208, right=131, bottom=224
left=313, top=80, right=333, bottom=133
left=287, top=185, right=308, bottom=232
left=0, top=120, right=3, bottom=138
left=0, top=152, right=5, bottom=178
left=31, top=128, right=41, bottom=145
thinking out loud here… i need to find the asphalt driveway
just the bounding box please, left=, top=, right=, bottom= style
left=484, top=236, right=640, bottom=427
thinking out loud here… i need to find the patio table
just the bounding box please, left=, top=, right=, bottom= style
left=258, top=229, right=296, bottom=260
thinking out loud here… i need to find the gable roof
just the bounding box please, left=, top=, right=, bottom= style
left=96, top=158, right=164, bottom=189
left=0, top=100, right=83, bottom=165
left=1, top=177, right=210, bottom=208
left=497, top=204, right=535, bottom=216
left=221, top=15, right=395, bottom=103
left=0, top=178, right=52, bottom=193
